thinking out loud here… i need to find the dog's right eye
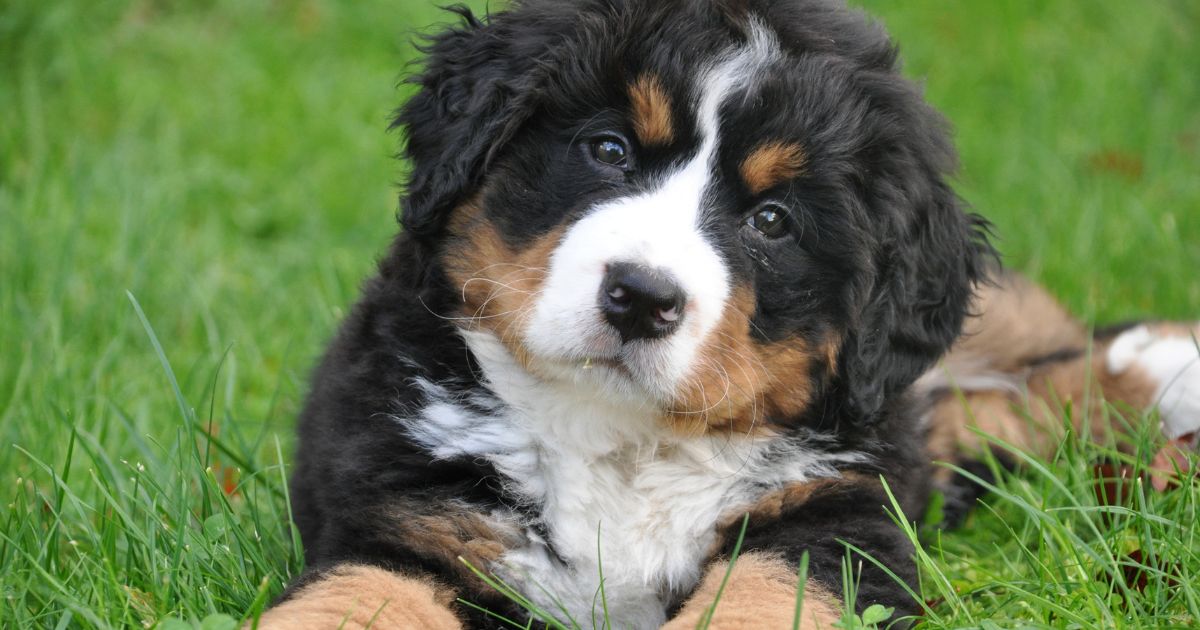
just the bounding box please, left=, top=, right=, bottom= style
left=590, top=136, right=630, bottom=169
left=745, top=203, right=791, bottom=239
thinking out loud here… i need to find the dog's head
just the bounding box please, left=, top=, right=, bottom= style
left=396, top=0, right=992, bottom=431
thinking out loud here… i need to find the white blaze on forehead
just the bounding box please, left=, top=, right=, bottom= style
left=523, top=23, right=783, bottom=401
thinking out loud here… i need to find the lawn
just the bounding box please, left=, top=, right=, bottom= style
left=1, top=0, right=1197, bottom=627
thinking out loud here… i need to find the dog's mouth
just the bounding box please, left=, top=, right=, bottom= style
left=570, top=354, right=647, bottom=389
left=575, top=356, right=625, bottom=372
left=521, top=333, right=690, bottom=403
left=547, top=341, right=654, bottom=378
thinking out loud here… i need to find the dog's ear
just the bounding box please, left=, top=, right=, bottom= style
left=839, top=187, right=993, bottom=422
left=834, top=95, right=996, bottom=423
left=394, top=7, right=541, bottom=238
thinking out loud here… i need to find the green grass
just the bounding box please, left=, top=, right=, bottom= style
left=1, top=0, right=1197, bottom=627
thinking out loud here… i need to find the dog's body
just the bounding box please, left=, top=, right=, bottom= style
left=262, top=1, right=1200, bottom=627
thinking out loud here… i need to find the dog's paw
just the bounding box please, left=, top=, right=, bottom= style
left=1107, top=323, right=1200, bottom=442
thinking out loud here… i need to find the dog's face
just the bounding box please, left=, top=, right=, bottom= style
left=399, top=0, right=990, bottom=432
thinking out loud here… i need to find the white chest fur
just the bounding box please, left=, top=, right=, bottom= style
left=401, top=331, right=862, bottom=628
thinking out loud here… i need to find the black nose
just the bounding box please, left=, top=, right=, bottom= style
left=600, top=262, right=686, bottom=342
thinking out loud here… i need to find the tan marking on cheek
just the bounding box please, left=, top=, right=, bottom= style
left=667, top=286, right=768, bottom=435
left=667, top=286, right=837, bottom=435
left=440, top=201, right=564, bottom=369
left=256, top=565, right=462, bottom=629
left=628, top=74, right=675, bottom=146
left=740, top=141, right=807, bottom=195
left=662, top=553, right=841, bottom=630
left=758, top=339, right=820, bottom=419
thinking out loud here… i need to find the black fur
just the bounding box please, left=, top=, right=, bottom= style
left=287, top=250, right=522, bottom=615
left=289, top=0, right=995, bottom=625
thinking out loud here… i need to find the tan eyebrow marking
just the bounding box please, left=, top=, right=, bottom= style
left=628, top=74, right=675, bottom=146
left=740, top=141, right=808, bottom=194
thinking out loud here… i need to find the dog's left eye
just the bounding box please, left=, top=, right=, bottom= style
left=590, top=136, right=630, bottom=169
left=746, top=203, right=790, bottom=238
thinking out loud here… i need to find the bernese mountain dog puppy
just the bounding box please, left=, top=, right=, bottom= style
left=260, top=0, right=1200, bottom=627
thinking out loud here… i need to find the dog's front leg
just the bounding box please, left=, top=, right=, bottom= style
left=665, top=475, right=917, bottom=629
left=663, top=552, right=842, bottom=630
left=253, top=564, right=461, bottom=629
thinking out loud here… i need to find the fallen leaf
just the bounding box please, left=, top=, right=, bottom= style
left=1086, top=149, right=1144, bottom=180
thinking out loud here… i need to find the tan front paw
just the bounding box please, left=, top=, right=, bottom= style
left=253, top=565, right=462, bottom=630
left=663, top=553, right=841, bottom=630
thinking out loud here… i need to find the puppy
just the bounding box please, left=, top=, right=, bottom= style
left=261, top=1, right=1200, bottom=627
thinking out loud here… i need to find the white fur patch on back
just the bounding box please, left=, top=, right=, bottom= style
left=1107, top=325, right=1200, bottom=439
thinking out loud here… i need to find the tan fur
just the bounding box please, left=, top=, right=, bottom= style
left=927, top=390, right=1039, bottom=465
left=702, top=474, right=873, bottom=559
left=443, top=203, right=836, bottom=436
left=728, top=473, right=873, bottom=526
left=254, top=565, right=461, bottom=629
left=950, top=273, right=1087, bottom=372
left=740, top=141, right=807, bottom=195
left=667, top=287, right=836, bottom=435
left=926, top=273, right=1168, bottom=460
left=628, top=74, right=675, bottom=146
left=441, top=201, right=563, bottom=370
left=1142, top=321, right=1200, bottom=339
left=663, top=553, right=841, bottom=629
left=380, top=506, right=520, bottom=586
left=1031, top=350, right=1159, bottom=435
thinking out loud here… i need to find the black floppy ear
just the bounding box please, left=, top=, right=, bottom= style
left=394, top=7, right=541, bottom=237
left=826, top=61, right=999, bottom=424
left=839, top=181, right=995, bottom=423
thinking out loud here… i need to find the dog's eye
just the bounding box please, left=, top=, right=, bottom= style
left=746, top=203, right=790, bottom=238
left=590, top=136, right=630, bottom=168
